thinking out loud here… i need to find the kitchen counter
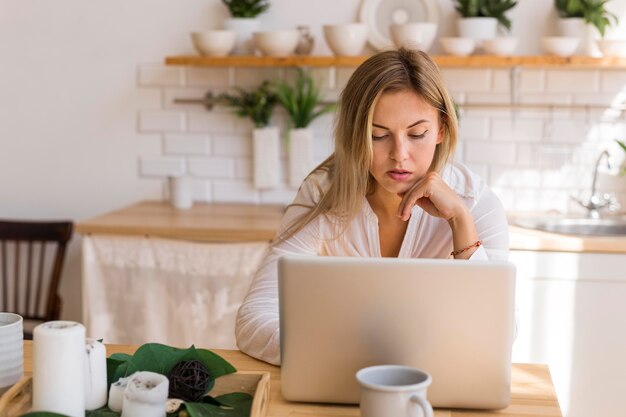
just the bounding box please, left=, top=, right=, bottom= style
left=76, top=201, right=285, bottom=242
left=77, top=201, right=626, bottom=252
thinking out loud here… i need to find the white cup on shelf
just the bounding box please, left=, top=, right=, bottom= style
left=168, top=176, right=194, bottom=210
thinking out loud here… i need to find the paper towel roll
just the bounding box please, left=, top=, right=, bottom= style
left=84, top=339, right=107, bottom=410
left=33, top=321, right=86, bottom=417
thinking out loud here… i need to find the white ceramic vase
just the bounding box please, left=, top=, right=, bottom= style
left=457, top=17, right=498, bottom=41
left=288, top=128, right=315, bottom=189
left=253, top=126, right=280, bottom=189
left=224, top=17, right=260, bottom=55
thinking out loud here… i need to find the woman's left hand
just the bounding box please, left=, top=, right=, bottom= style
left=396, top=171, right=467, bottom=222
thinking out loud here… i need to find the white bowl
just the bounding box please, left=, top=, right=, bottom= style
left=390, top=22, right=438, bottom=52
left=253, top=30, right=300, bottom=57
left=323, top=23, right=368, bottom=56
left=191, top=30, right=237, bottom=57
left=483, top=37, right=518, bottom=56
left=440, top=37, right=476, bottom=57
left=597, top=39, right=626, bottom=57
left=541, top=36, right=580, bottom=57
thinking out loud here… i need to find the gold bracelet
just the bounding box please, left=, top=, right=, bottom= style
left=451, top=240, right=482, bottom=257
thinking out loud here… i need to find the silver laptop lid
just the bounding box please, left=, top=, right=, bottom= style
left=278, top=255, right=516, bottom=409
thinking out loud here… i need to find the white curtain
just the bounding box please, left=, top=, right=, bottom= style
left=82, top=235, right=268, bottom=349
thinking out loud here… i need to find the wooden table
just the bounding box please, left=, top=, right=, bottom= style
left=22, top=342, right=562, bottom=417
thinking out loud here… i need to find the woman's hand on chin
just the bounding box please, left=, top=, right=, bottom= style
left=396, top=171, right=467, bottom=222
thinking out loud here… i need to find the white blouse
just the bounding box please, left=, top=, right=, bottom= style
left=235, top=162, right=510, bottom=365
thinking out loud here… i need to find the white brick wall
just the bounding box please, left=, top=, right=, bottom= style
left=137, top=64, right=626, bottom=213
left=164, top=134, right=210, bottom=155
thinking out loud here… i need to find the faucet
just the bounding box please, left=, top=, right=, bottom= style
left=576, top=150, right=613, bottom=218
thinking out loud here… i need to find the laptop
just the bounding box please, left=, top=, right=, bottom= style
left=278, top=255, right=516, bottom=409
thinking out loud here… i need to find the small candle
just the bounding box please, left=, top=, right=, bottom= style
left=32, top=321, right=85, bottom=417
left=121, top=371, right=169, bottom=417
left=84, top=339, right=107, bottom=410
left=108, top=375, right=132, bottom=412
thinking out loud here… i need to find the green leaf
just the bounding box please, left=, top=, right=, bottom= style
left=222, top=0, right=269, bottom=18
left=125, top=343, right=193, bottom=375
left=183, top=393, right=253, bottom=417
left=275, top=69, right=333, bottom=128
left=109, top=353, right=133, bottom=361
left=20, top=413, right=70, bottom=417
left=106, top=356, right=128, bottom=387
left=86, top=407, right=121, bottom=417
left=188, top=348, right=237, bottom=379
left=217, top=81, right=277, bottom=128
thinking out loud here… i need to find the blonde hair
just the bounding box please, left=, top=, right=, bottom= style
left=276, top=48, right=458, bottom=244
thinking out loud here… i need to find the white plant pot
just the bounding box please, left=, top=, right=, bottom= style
left=457, top=17, right=498, bottom=41
left=224, top=17, right=260, bottom=55
left=556, top=17, right=586, bottom=36
left=253, top=126, right=280, bottom=189
left=288, top=128, right=315, bottom=189
left=557, top=17, right=601, bottom=56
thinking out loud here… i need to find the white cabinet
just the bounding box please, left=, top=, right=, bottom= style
left=510, top=250, right=626, bottom=417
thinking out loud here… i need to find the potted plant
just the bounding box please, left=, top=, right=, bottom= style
left=555, top=0, right=618, bottom=56
left=218, top=81, right=280, bottom=189
left=275, top=70, right=335, bottom=188
left=222, top=0, right=271, bottom=55
left=453, top=0, right=518, bottom=40
left=555, top=0, right=618, bottom=37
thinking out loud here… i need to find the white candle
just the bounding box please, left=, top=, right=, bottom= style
left=108, top=375, right=133, bottom=412
left=84, top=339, right=107, bottom=410
left=32, top=321, right=86, bottom=417
left=121, top=371, right=169, bottom=417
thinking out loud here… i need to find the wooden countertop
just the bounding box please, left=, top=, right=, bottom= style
left=509, top=225, right=626, bottom=254
left=20, top=341, right=562, bottom=417
left=76, top=201, right=285, bottom=242
left=76, top=201, right=626, bottom=253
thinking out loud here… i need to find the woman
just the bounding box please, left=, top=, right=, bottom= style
left=235, top=48, right=509, bottom=365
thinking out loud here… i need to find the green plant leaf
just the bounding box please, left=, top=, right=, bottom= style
left=222, top=0, right=269, bottom=18
left=217, top=81, right=277, bottom=128
left=20, top=413, right=70, bottom=417
left=86, top=407, right=121, bottom=417
left=188, top=348, right=237, bottom=379
left=275, top=69, right=333, bottom=128
left=124, top=343, right=193, bottom=375
left=183, top=393, right=253, bottom=417
left=106, top=356, right=128, bottom=387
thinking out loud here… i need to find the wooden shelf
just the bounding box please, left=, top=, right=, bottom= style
left=165, top=54, right=626, bottom=68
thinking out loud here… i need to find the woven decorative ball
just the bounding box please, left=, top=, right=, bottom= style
left=167, top=359, right=213, bottom=402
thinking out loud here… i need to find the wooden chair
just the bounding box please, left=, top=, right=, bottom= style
left=0, top=220, right=73, bottom=338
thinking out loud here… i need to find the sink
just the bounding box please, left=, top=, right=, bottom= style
left=512, top=217, right=626, bottom=236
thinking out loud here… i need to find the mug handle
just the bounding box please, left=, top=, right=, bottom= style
left=410, top=395, right=434, bottom=417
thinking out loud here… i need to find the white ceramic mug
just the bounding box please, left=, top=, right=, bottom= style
left=0, top=312, right=24, bottom=396
left=168, top=176, right=193, bottom=210
left=356, top=365, right=433, bottom=417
